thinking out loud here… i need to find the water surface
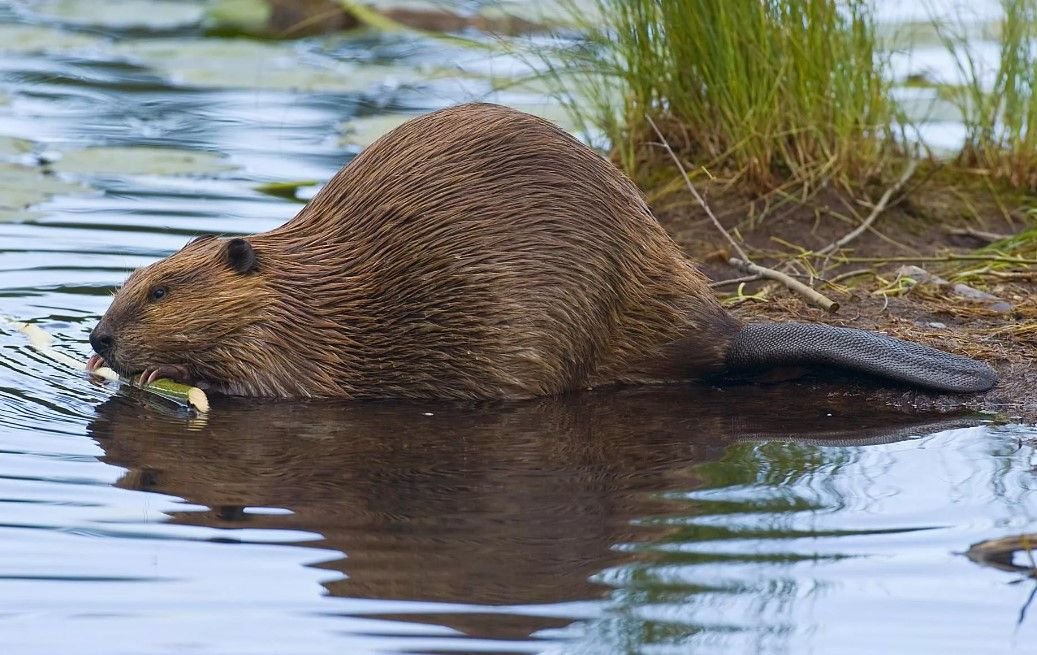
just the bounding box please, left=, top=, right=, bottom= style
left=1, top=1, right=1035, bottom=653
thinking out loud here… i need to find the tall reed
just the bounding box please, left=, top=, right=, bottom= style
left=937, top=0, right=1037, bottom=188
left=546, top=0, right=898, bottom=192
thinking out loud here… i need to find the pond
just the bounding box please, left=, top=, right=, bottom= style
left=0, top=1, right=1035, bottom=654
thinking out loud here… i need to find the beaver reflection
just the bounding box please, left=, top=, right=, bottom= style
left=88, top=384, right=976, bottom=642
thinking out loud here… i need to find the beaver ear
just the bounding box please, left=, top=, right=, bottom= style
left=226, top=238, right=258, bottom=274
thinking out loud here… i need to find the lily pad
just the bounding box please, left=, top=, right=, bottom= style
left=474, top=0, right=600, bottom=28
left=204, top=0, right=272, bottom=37
left=339, top=113, right=418, bottom=148
left=29, top=0, right=204, bottom=30
left=205, top=0, right=360, bottom=38
left=52, top=146, right=237, bottom=176
left=0, top=162, right=90, bottom=211
left=0, top=24, right=103, bottom=53
left=114, top=38, right=416, bottom=92
left=254, top=179, right=319, bottom=201
left=0, top=136, right=34, bottom=158
left=0, top=208, right=43, bottom=223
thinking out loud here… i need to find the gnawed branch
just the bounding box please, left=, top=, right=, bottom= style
left=3, top=316, right=209, bottom=413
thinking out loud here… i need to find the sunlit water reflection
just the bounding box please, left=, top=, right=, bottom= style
left=0, top=1, right=1035, bottom=653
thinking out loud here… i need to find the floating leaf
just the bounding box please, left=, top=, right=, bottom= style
left=255, top=179, right=320, bottom=201
left=0, top=135, right=34, bottom=157
left=0, top=24, right=103, bottom=53
left=471, top=0, right=598, bottom=28
left=0, top=162, right=90, bottom=210
left=30, top=0, right=204, bottom=30
left=203, top=0, right=272, bottom=37
left=339, top=113, right=418, bottom=148
left=0, top=208, right=43, bottom=223
left=52, top=146, right=237, bottom=176
left=114, top=38, right=415, bottom=92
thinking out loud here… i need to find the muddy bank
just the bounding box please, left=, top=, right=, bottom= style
left=652, top=172, right=1037, bottom=421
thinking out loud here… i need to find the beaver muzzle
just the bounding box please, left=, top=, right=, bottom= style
left=89, top=327, right=114, bottom=361
left=87, top=326, right=193, bottom=386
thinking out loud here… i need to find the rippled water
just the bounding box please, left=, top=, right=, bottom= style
left=1, top=1, right=1036, bottom=653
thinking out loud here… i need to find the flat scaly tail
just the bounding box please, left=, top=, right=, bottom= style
left=725, top=323, right=997, bottom=393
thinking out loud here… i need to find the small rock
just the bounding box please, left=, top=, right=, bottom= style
left=896, top=265, right=1014, bottom=313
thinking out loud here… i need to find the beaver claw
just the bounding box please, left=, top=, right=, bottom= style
left=86, top=354, right=105, bottom=373
left=138, top=364, right=191, bottom=386
left=85, top=356, right=190, bottom=386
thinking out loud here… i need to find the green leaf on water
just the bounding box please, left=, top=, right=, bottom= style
left=254, top=179, right=319, bottom=201
left=471, top=0, right=599, bottom=28
left=31, top=0, right=204, bottom=30
left=339, top=113, right=419, bottom=148
left=203, top=0, right=274, bottom=37
left=114, top=38, right=417, bottom=92
left=0, top=135, right=34, bottom=157
left=0, top=24, right=103, bottom=53
left=0, top=208, right=43, bottom=223
left=0, top=162, right=91, bottom=211
left=52, top=146, right=237, bottom=176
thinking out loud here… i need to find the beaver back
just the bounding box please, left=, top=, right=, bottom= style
left=234, top=104, right=736, bottom=398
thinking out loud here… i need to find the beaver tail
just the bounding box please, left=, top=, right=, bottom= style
left=725, top=323, right=997, bottom=393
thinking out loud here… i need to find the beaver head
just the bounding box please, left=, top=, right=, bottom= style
left=89, top=234, right=288, bottom=395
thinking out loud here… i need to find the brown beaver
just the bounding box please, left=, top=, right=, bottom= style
left=87, top=103, right=997, bottom=399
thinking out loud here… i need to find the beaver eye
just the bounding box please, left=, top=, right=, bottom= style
left=149, top=286, right=168, bottom=302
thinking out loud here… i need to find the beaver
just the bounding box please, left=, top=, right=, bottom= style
left=87, top=103, right=997, bottom=399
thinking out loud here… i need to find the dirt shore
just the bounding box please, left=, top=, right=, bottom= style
left=652, top=171, right=1037, bottom=422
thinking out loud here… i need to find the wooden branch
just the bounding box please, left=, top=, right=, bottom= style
left=966, top=533, right=1037, bottom=575
left=818, top=159, right=919, bottom=256
left=645, top=116, right=750, bottom=263
left=708, top=274, right=761, bottom=288
left=825, top=268, right=875, bottom=286
left=728, top=258, right=840, bottom=313
left=843, top=254, right=1037, bottom=265
left=645, top=115, right=838, bottom=312
left=3, top=316, right=209, bottom=412
left=948, top=226, right=1012, bottom=243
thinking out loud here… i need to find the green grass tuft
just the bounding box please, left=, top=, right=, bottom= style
left=542, top=0, right=898, bottom=192
left=936, top=0, right=1037, bottom=189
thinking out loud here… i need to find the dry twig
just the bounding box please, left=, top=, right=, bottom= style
left=708, top=274, right=761, bottom=288
left=818, top=159, right=919, bottom=256
left=728, top=258, right=839, bottom=312
left=948, top=226, right=1013, bottom=243
left=646, top=116, right=838, bottom=312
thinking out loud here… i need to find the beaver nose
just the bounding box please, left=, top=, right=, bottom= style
left=89, top=329, right=114, bottom=356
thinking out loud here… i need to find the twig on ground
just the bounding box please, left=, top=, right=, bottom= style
left=646, top=116, right=750, bottom=263
left=826, top=268, right=876, bottom=286
left=818, top=159, right=919, bottom=256
left=646, top=115, right=839, bottom=312
left=948, top=226, right=1013, bottom=243
left=986, top=270, right=1037, bottom=279
left=708, top=274, right=761, bottom=288
left=728, top=258, right=839, bottom=312
left=843, top=254, right=1037, bottom=265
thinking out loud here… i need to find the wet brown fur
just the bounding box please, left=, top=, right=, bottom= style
left=94, top=103, right=741, bottom=399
